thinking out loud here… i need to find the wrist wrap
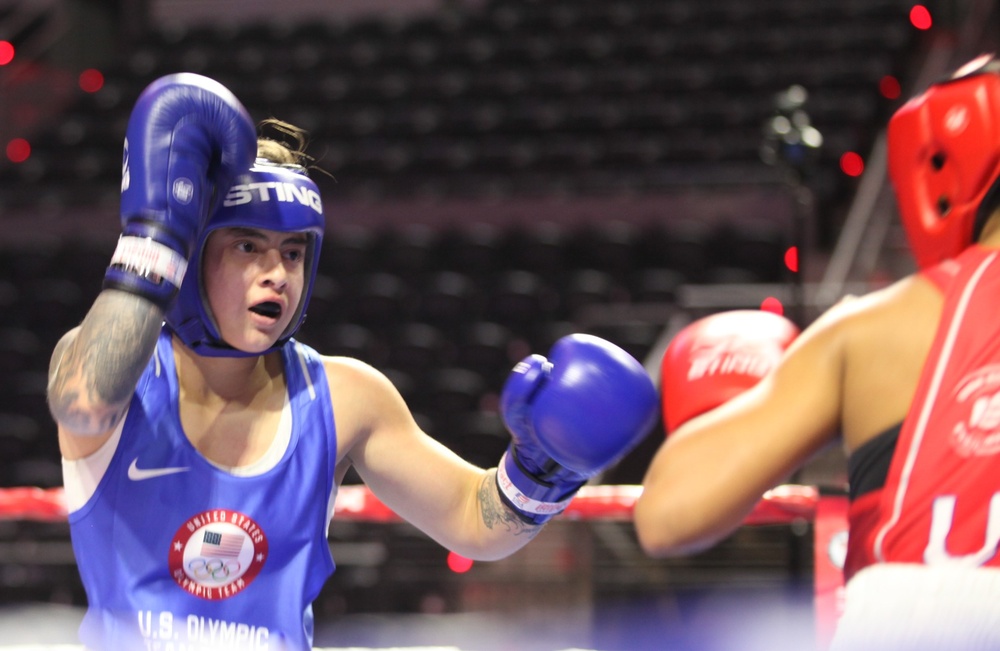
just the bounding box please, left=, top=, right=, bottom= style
left=103, top=221, right=189, bottom=311
left=495, top=448, right=582, bottom=525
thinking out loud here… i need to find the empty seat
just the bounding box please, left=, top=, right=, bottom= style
left=0, top=247, right=60, bottom=286
left=710, top=222, right=789, bottom=282
left=0, top=412, right=40, bottom=465
left=321, top=225, right=378, bottom=279
left=453, top=410, right=510, bottom=470
left=8, top=457, right=63, bottom=489
left=302, top=273, right=346, bottom=328
left=350, top=272, right=416, bottom=330
left=423, top=367, right=490, bottom=422
left=0, top=280, right=17, bottom=319
left=437, top=224, right=505, bottom=277
left=504, top=222, right=570, bottom=279
left=533, top=320, right=579, bottom=353
left=415, top=271, right=483, bottom=331
left=0, top=376, right=59, bottom=461
left=562, top=269, right=626, bottom=319
left=485, top=270, right=558, bottom=334
left=633, top=268, right=685, bottom=304
left=646, top=220, right=714, bottom=283
left=0, top=327, right=43, bottom=375
left=4, top=371, right=52, bottom=433
left=586, top=321, right=662, bottom=366
left=23, top=278, right=88, bottom=334
left=454, top=321, right=518, bottom=382
left=706, top=266, right=765, bottom=284
left=569, top=221, right=640, bottom=281
left=54, top=237, right=117, bottom=284
left=386, top=323, right=453, bottom=375
left=313, top=323, right=385, bottom=366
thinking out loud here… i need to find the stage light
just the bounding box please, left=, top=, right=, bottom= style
left=6, top=138, right=30, bottom=163
left=784, top=246, right=799, bottom=273
left=840, top=152, right=864, bottom=177
left=446, top=551, right=474, bottom=573
left=909, top=5, right=932, bottom=30
left=879, top=75, right=901, bottom=100
left=79, top=68, right=105, bottom=93
left=0, top=41, right=14, bottom=65
left=760, top=297, right=784, bottom=315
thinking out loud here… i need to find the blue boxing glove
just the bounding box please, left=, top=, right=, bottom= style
left=497, top=334, right=659, bottom=524
left=104, top=73, right=256, bottom=310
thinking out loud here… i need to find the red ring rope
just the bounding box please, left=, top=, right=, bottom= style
left=0, top=484, right=819, bottom=525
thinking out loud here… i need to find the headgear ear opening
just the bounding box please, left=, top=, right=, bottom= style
left=887, top=54, right=1000, bottom=269
left=165, top=160, right=325, bottom=357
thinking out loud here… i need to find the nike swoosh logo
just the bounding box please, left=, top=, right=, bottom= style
left=128, top=457, right=190, bottom=481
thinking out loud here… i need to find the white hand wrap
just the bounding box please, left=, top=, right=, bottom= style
left=109, top=235, right=188, bottom=288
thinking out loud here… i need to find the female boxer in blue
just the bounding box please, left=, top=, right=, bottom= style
left=46, top=73, right=659, bottom=650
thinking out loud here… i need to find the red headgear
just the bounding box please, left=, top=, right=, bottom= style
left=887, top=54, right=1000, bottom=269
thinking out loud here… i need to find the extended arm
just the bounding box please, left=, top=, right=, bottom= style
left=635, top=310, right=845, bottom=556
left=330, top=358, right=540, bottom=560
left=334, top=334, right=659, bottom=560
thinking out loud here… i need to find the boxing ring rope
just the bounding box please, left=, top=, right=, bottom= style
left=0, top=483, right=819, bottom=524
left=0, top=484, right=847, bottom=651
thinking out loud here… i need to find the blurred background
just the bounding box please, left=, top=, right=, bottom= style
left=0, top=0, right=997, bottom=649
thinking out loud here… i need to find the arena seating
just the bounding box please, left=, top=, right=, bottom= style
left=1, top=0, right=918, bottom=208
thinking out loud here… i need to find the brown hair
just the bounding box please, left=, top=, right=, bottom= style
left=256, top=118, right=311, bottom=167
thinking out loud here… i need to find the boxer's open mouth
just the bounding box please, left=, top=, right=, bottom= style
left=250, top=301, right=282, bottom=318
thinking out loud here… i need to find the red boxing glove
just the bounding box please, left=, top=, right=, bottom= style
left=660, top=310, right=800, bottom=433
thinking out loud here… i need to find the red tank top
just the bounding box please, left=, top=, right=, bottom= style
left=845, top=246, right=1000, bottom=579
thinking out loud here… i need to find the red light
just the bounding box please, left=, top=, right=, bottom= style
left=0, top=41, right=14, bottom=66
left=784, top=246, right=799, bottom=273
left=840, top=152, right=865, bottom=177
left=879, top=75, right=901, bottom=100
left=79, top=68, right=105, bottom=93
left=910, top=5, right=933, bottom=30
left=6, top=138, right=30, bottom=163
left=446, top=551, right=473, bottom=574
left=760, top=297, right=784, bottom=315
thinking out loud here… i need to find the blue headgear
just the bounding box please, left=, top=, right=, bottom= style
left=165, top=159, right=325, bottom=357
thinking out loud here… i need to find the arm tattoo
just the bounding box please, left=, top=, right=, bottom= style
left=48, top=290, right=162, bottom=432
left=477, top=471, right=542, bottom=539
left=84, top=292, right=163, bottom=404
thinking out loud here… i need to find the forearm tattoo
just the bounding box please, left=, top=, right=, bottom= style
left=48, top=291, right=162, bottom=432
left=477, top=471, right=542, bottom=539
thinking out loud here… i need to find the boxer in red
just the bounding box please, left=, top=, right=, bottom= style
left=636, top=54, right=1000, bottom=651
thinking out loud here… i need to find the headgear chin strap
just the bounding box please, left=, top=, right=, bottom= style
left=888, top=54, right=1000, bottom=269
left=165, top=159, right=325, bottom=357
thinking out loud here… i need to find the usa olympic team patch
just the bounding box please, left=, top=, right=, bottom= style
left=168, top=510, right=268, bottom=600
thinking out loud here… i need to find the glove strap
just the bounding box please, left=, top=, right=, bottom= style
left=109, top=235, right=188, bottom=286
left=495, top=448, right=580, bottom=525
left=103, top=232, right=188, bottom=311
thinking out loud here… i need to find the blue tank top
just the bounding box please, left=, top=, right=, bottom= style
left=68, top=331, right=338, bottom=651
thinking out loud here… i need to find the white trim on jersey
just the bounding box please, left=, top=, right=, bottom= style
left=872, top=252, right=999, bottom=562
